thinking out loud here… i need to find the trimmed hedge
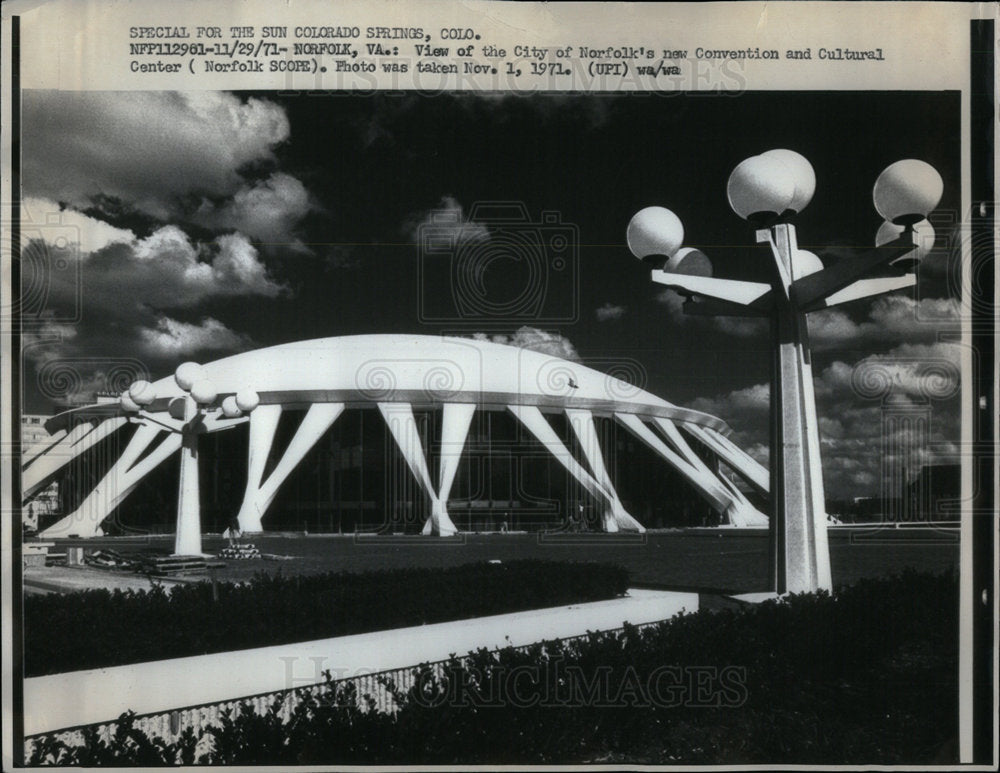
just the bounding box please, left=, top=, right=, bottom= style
left=27, top=570, right=958, bottom=765
left=25, top=560, right=629, bottom=676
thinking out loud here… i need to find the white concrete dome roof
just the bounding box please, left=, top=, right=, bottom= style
left=49, top=334, right=731, bottom=433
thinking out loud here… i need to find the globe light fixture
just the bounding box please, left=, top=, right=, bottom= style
left=760, top=149, right=816, bottom=214
left=128, top=380, right=156, bottom=406
left=876, top=218, right=936, bottom=262
left=166, top=396, right=188, bottom=420
left=627, top=206, right=684, bottom=264
left=791, top=249, right=824, bottom=278
left=630, top=151, right=941, bottom=594
left=190, top=379, right=218, bottom=406
left=235, top=388, right=261, bottom=413
left=174, top=361, right=205, bottom=392
left=118, top=361, right=258, bottom=557
left=221, top=395, right=242, bottom=418
left=872, top=159, right=944, bottom=224
left=119, top=390, right=141, bottom=413
left=664, top=246, right=713, bottom=277
left=726, top=154, right=797, bottom=222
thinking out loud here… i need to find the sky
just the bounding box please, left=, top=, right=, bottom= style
left=19, top=89, right=963, bottom=500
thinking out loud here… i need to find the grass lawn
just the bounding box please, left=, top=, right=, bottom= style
left=48, top=526, right=959, bottom=593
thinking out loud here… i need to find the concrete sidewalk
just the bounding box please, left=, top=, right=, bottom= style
left=24, top=588, right=697, bottom=736
left=23, top=566, right=184, bottom=595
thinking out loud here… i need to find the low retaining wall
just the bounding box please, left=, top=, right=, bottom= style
left=25, top=588, right=697, bottom=742
left=28, top=624, right=667, bottom=759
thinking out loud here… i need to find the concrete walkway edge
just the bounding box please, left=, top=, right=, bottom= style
left=24, top=588, right=697, bottom=737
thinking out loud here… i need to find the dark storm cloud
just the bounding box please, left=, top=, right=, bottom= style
left=23, top=91, right=314, bottom=247
left=24, top=91, right=290, bottom=219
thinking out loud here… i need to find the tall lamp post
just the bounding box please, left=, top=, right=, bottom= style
left=120, top=363, right=260, bottom=557
left=627, top=151, right=942, bottom=594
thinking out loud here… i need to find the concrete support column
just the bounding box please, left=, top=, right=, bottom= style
left=615, top=412, right=732, bottom=515
left=767, top=223, right=832, bottom=593
left=769, top=311, right=832, bottom=591
left=653, top=417, right=767, bottom=527
left=683, top=423, right=770, bottom=497
left=508, top=405, right=619, bottom=530
left=22, top=427, right=69, bottom=468
left=237, top=404, right=344, bottom=533
left=379, top=402, right=457, bottom=536
left=236, top=405, right=282, bottom=532
left=565, top=408, right=643, bottom=532
left=429, top=403, right=476, bottom=535
left=23, top=418, right=128, bottom=498
left=41, top=424, right=182, bottom=538
left=174, top=396, right=203, bottom=556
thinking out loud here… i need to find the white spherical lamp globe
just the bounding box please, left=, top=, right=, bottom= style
left=235, top=388, right=260, bottom=413
left=221, top=395, right=242, bottom=418
left=727, top=155, right=796, bottom=221
left=128, top=380, right=156, bottom=406
left=167, top=397, right=188, bottom=420
left=190, top=379, right=218, bottom=405
left=174, top=361, right=205, bottom=391
left=760, top=149, right=815, bottom=214
left=791, top=249, right=824, bottom=278
left=873, top=159, right=943, bottom=224
left=119, top=390, right=140, bottom=413
left=876, top=218, right=936, bottom=262
left=663, top=246, right=713, bottom=277
left=627, top=206, right=684, bottom=262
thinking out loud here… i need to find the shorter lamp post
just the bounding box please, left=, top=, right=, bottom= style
left=627, top=151, right=942, bottom=593
left=121, top=363, right=260, bottom=557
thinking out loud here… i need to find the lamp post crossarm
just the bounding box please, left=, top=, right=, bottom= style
left=202, top=413, right=250, bottom=433
left=130, top=403, right=247, bottom=435
left=681, top=297, right=772, bottom=317
left=789, top=235, right=917, bottom=309
left=650, top=270, right=773, bottom=308
left=129, top=411, right=186, bottom=434
left=800, top=273, right=917, bottom=313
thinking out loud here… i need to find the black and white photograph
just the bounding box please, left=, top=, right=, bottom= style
left=1, top=0, right=996, bottom=769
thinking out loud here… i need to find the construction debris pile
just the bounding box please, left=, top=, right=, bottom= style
left=216, top=543, right=261, bottom=560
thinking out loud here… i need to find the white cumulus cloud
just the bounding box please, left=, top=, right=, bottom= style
left=69, top=226, right=288, bottom=310
left=139, top=317, right=252, bottom=357
left=22, top=197, right=135, bottom=254
left=688, top=340, right=961, bottom=499
left=472, top=326, right=581, bottom=362
left=404, top=195, right=490, bottom=244
left=595, top=302, right=626, bottom=321
left=193, top=172, right=314, bottom=249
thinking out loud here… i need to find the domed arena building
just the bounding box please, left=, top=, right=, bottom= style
left=24, top=334, right=768, bottom=540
